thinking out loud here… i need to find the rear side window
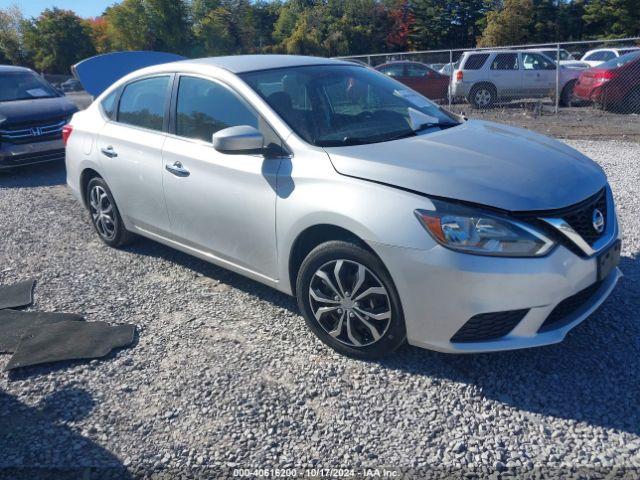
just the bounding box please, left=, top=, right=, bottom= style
left=118, top=76, right=169, bottom=131
left=463, top=54, right=489, bottom=70
left=405, top=64, right=429, bottom=77
left=491, top=53, right=519, bottom=70
left=176, top=76, right=258, bottom=142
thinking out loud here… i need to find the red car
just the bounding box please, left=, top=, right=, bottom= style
left=574, top=50, right=640, bottom=111
left=375, top=61, right=450, bottom=100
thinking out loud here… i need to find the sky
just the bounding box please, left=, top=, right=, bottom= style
left=0, top=0, right=117, bottom=18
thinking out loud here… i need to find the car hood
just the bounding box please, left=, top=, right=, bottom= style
left=0, top=97, right=78, bottom=126
left=324, top=120, right=606, bottom=212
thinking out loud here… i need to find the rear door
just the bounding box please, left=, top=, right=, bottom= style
left=521, top=52, right=556, bottom=97
left=488, top=53, right=522, bottom=99
left=97, top=74, right=173, bottom=235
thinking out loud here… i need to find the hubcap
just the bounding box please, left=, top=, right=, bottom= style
left=475, top=89, right=492, bottom=107
left=308, top=259, right=392, bottom=347
left=89, top=185, right=116, bottom=240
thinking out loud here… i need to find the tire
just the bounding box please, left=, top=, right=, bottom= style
left=468, top=84, right=496, bottom=109
left=560, top=80, right=576, bottom=107
left=85, top=176, right=134, bottom=248
left=296, top=240, right=406, bottom=359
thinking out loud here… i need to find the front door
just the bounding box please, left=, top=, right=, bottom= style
left=161, top=75, right=283, bottom=279
left=521, top=52, right=556, bottom=97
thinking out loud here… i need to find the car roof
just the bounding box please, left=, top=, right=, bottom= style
left=178, top=55, right=353, bottom=73
left=0, top=65, right=33, bottom=73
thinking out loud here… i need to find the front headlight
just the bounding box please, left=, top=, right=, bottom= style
left=415, top=200, right=555, bottom=257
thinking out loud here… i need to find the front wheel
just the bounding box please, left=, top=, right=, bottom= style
left=296, top=241, right=406, bottom=359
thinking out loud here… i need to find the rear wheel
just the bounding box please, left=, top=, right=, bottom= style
left=296, top=241, right=406, bottom=359
left=469, top=84, right=496, bottom=109
left=86, top=177, right=134, bottom=248
left=560, top=80, right=577, bottom=107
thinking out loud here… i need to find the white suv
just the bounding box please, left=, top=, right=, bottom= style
left=450, top=50, right=581, bottom=108
left=580, top=47, right=640, bottom=67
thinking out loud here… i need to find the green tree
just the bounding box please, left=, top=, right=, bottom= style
left=583, top=0, right=640, bottom=38
left=0, top=5, right=28, bottom=65
left=22, top=8, right=95, bottom=73
left=105, top=0, right=192, bottom=53
left=478, top=0, right=534, bottom=46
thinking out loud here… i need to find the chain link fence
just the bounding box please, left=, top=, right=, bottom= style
left=337, top=37, right=640, bottom=141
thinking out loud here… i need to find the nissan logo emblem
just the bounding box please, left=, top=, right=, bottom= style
left=592, top=209, right=605, bottom=234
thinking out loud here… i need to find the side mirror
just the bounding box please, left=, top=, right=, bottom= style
left=212, top=125, right=264, bottom=155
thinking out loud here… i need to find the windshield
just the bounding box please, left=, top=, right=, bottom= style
left=240, top=65, right=459, bottom=147
left=0, top=72, right=59, bottom=102
left=600, top=50, right=640, bottom=69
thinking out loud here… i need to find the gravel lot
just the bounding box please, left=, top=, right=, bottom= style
left=0, top=140, right=639, bottom=479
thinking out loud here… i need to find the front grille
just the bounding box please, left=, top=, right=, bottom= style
left=0, top=118, right=67, bottom=144
left=0, top=149, right=65, bottom=168
left=451, top=309, right=529, bottom=343
left=562, top=189, right=607, bottom=246
left=538, top=281, right=603, bottom=332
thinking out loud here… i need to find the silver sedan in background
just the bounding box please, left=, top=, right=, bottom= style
left=65, top=54, right=621, bottom=358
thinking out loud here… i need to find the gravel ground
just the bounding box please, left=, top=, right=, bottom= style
left=0, top=140, right=639, bottom=479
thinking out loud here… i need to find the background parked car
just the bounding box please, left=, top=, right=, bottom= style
left=580, top=47, right=640, bottom=67
left=450, top=50, right=582, bottom=108
left=60, top=78, right=84, bottom=92
left=574, top=50, right=640, bottom=112
left=376, top=61, right=450, bottom=100
left=527, top=48, right=590, bottom=69
left=0, top=65, right=78, bottom=170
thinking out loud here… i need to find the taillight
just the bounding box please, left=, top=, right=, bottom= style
left=456, top=70, right=463, bottom=81
left=62, top=124, right=73, bottom=146
left=593, top=70, right=616, bottom=85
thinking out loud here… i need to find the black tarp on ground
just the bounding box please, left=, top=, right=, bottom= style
left=0, top=279, right=35, bottom=310
left=5, top=320, right=136, bottom=371
left=0, top=310, right=84, bottom=353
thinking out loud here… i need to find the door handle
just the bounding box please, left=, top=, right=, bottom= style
left=100, top=146, right=118, bottom=158
left=165, top=161, right=190, bottom=177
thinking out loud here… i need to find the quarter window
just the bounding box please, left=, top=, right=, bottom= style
left=491, top=53, right=519, bottom=70
left=175, top=76, right=259, bottom=143
left=101, top=89, right=118, bottom=120
left=118, top=76, right=169, bottom=131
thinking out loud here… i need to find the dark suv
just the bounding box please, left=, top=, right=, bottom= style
left=0, top=65, right=78, bottom=170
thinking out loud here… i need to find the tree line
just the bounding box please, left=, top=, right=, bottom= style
left=0, top=0, right=639, bottom=74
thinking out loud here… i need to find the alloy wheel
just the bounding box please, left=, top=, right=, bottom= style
left=308, top=259, right=392, bottom=347
left=475, top=89, right=492, bottom=107
left=89, top=185, right=116, bottom=241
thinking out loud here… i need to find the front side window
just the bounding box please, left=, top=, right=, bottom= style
left=379, top=64, right=405, bottom=77
left=118, top=76, right=169, bottom=131
left=241, top=65, right=458, bottom=147
left=602, top=51, right=616, bottom=60
left=491, top=53, right=519, bottom=70
left=0, top=71, right=58, bottom=102
left=405, top=64, right=429, bottom=77
left=522, top=53, right=555, bottom=70
left=176, top=76, right=258, bottom=142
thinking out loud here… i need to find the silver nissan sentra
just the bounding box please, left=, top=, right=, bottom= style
left=65, top=54, right=622, bottom=358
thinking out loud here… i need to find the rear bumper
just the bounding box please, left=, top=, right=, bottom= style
left=0, top=139, right=65, bottom=170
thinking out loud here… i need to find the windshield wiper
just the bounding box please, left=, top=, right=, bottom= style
left=413, top=121, right=460, bottom=133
